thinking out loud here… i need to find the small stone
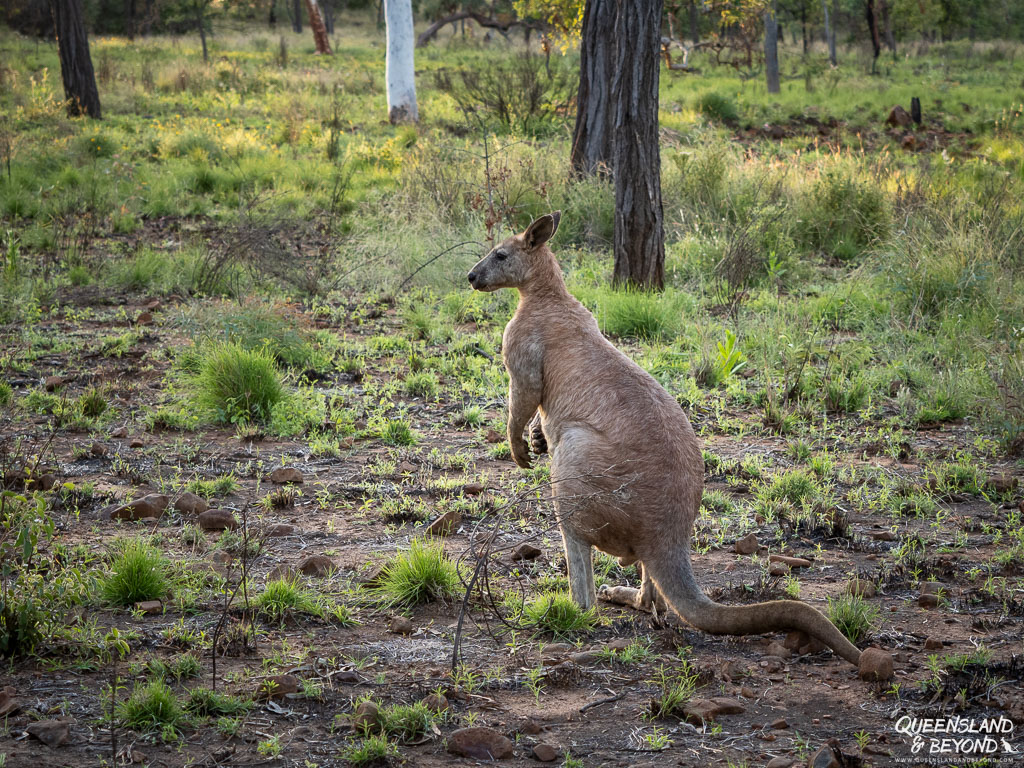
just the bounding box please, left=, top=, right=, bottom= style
left=734, top=533, right=759, bottom=555
left=886, top=105, right=913, bottom=128
left=740, top=686, right=756, bottom=699
left=511, top=543, right=543, bottom=561
left=765, top=758, right=794, bottom=768
left=532, top=743, right=559, bottom=762
left=269, top=466, right=304, bottom=485
left=768, top=562, right=789, bottom=577
left=43, top=375, right=65, bottom=391
left=390, top=616, right=414, bottom=635
left=173, top=492, right=208, bottom=515
left=90, top=441, right=108, bottom=457
left=259, top=674, right=298, bottom=701
left=108, top=493, right=170, bottom=521
left=26, top=719, right=71, bottom=747
left=111, top=427, right=128, bottom=438
left=298, top=554, right=334, bottom=577
left=335, top=670, right=363, bottom=684
left=352, top=700, right=380, bottom=731
left=421, top=693, right=449, bottom=712
left=859, top=647, right=895, bottom=682
left=569, top=651, right=601, bottom=664
left=769, top=554, right=812, bottom=568
left=134, top=600, right=162, bottom=615
left=920, top=581, right=944, bottom=595
left=901, top=133, right=918, bottom=150
left=924, top=637, right=943, bottom=651
left=765, top=642, right=791, bottom=659
left=919, top=593, right=939, bottom=609
left=606, top=637, right=631, bottom=651
left=770, top=717, right=789, bottom=730
left=447, top=727, right=514, bottom=760
left=198, top=509, right=239, bottom=531
left=463, top=482, right=486, bottom=495
left=682, top=697, right=745, bottom=725
left=265, top=523, right=296, bottom=537
left=266, top=564, right=297, bottom=582
left=129, top=439, right=144, bottom=448
left=846, top=577, right=876, bottom=598
left=810, top=742, right=841, bottom=768
left=869, top=530, right=897, bottom=541
left=520, top=718, right=543, bottom=735
left=136, top=311, right=153, bottom=326
left=485, top=429, right=502, bottom=443
left=425, top=509, right=461, bottom=536
left=0, top=686, right=18, bottom=717
left=986, top=473, right=1018, bottom=494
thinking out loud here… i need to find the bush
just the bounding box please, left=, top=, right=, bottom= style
left=117, top=680, right=188, bottom=734
left=798, top=168, right=890, bottom=260
left=254, top=578, right=324, bottom=624
left=380, top=418, right=417, bottom=446
left=196, top=342, right=285, bottom=425
left=101, top=539, right=171, bottom=606
left=376, top=539, right=461, bottom=608
left=522, top=591, right=597, bottom=638
left=827, top=593, right=880, bottom=644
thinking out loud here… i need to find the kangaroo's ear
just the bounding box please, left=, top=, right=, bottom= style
left=524, top=211, right=561, bottom=249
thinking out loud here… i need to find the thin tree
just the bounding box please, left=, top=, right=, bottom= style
left=50, top=0, right=101, bottom=118
left=823, top=0, right=836, bottom=66
left=611, top=0, right=665, bottom=291
left=569, top=0, right=616, bottom=176
left=765, top=0, right=780, bottom=94
left=384, top=0, right=417, bottom=123
left=292, top=0, right=303, bottom=33
left=865, top=0, right=881, bottom=72
left=879, top=0, right=895, bottom=59
left=304, top=0, right=332, bottom=53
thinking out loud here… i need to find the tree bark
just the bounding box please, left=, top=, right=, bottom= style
left=292, top=0, right=302, bottom=33
left=824, top=0, right=836, bottom=66
left=611, top=0, right=665, bottom=291
left=196, top=1, right=208, bottom=63
left=304, top=0, right=332, bottom=53
left=570, top=0, right=617, bottom=177
left=764, top=1, right=780, bottom=94
left=688, top=0, right=699, bottom=44
left=321, top=0, right=334, bottom=35
left=50, top=0, right=101, bottom=118
left=865, top=0, right=881, bottom=71
left=385, top=0, right=417, bottom=123
left=880, top=0, right=895, bottom=59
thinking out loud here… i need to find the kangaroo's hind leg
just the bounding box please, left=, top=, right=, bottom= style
left=560, top=523, right=596, bottom=610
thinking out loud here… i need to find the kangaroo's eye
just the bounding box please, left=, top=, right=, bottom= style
left=495, top=251, right=508, bottom=261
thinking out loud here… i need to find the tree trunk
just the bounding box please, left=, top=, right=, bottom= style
left=321, top=0, right=334, bottom=35
left=865, top=0, right=881, bottom=71
left=384, top=0, right=417, bottom=123
left=801, top=4, right=808, bottom=55
left=269, top=0, right=277, bottom=27
left=824, top=0, right=836, bottom=66
left=292, top=0, right=302, bottom=33
left=688, top=0, right=699, bottom=44
left=570, top=0, right=616, bottom=177
left=880, top=0, right=895, bottom=59
left=304, top=0, right=332, bottom=53
left=611, top=0, right=664, bottom=291
left=123, top=0, right=135, bottom=38
left=764, top=2, right=780, bottom=94
left=196, top=2, right=208, bottom=63
left=50, top=0, right=101, bottom=118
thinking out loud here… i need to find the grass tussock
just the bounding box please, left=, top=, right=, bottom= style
left=101, top=540, right=171, bottom=606
left=375, top=539, right=462, bottom=608
left=196, top=342, right=285, bottom=425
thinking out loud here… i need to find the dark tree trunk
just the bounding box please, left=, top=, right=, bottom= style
left=570, top=0, right=616, bottom=177
left=270, top=0, right=277, bottom=27
left=50, top=0, right=101, bottom=118
left=292, top=0, right=302, bottom=33
left=824, top=0, right=836, bottom=66
left=865, top=0, right=881, bottom=71
left=880, top=0, right=895, bottom=59
left=611, top=0, right=664, bottom=291
left=304, top=0, right=332, bottom=53
left=322, top=0, right=334, bottom=35
left=765, top=1, right=780, bottom=93
left=801, top=4, right=808, bottom=55
left=196, top=2, right=208, bottom=62
left=123, top=0, right=135, bottom=38
left=688, top=0, right=699, bottom=44
left=143, top=0, right=153, bottom=35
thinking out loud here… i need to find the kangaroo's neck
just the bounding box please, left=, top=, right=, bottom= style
left=516, top=256, right=572, bottom=307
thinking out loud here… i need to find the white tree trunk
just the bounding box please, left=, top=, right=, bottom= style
left=385, top=0, right=418, bottom=123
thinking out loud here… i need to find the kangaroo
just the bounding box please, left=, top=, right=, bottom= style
left=468, top=211, right=861, bottom=666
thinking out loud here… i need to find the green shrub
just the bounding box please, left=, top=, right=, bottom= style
left=759, top=469, right=819, bottom=506
left=343, top=733, right=400, bottom=766
left=380, top=418, right=417, bottom=446
left=255, top=578, right=323, bottom=624
left=78, top=388, right=108, bottom=418
left=101, top=540, right=171, bottom=606
left=0, top=380, right=12, bottom=406
left=117, top=679, right=187, bottom=734
left=404, top=371, right=439, bottom=399
left=695, top=91, right=739, bottom=123
left=376, top=539, right=461, bottom=608
left=0, top=588, right=42, bottom=658
left=798, top=168, right=889, bottom=260
left=522, top=591, right=597, bottom=638
left=196, top=302, right=316, bottom=368
left=823, top=371, right=869, bottom=414
left=827, top=593, right=880, bottom=644
left=196, top=342, right=285, bottom=425
left=185, top=687, right=251, bottom=717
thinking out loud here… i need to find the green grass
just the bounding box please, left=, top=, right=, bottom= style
left=343, top=733, right=400, bottom=766
left=521, top=591, right=597, bottom=638
left=375, top=539, right=462, bottom=608
left=117, top=679, right=188, bottom=734
left=101, top=540, right=172, bottom=606
left=827, top=593, right=881, bottom=645
left=379, top=418, right=417, bottom=446
left=648, top=659, right=700, bottom=719
left=184, top=687, right=252, bottom=717
left=254, top=579, right=324, bottom=624
left=195, top=341, right=285, bottom=425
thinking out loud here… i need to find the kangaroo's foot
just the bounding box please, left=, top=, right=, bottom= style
left=529, top=413, right=547, bottom=456
left=598, top=584, right=668, bottom=615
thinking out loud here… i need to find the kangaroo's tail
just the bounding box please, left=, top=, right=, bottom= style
left=645, top=556, right=861, bottom=666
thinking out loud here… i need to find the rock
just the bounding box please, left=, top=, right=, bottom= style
left=532, top=743, right=559, bottom=762
left=768, top=562, right=790, bottom=577
left=606, top=637, right=631, bottom=651
left=520, top=719, right=543, bottom=735
left=770, top=718, right=789, bottom=730
left=108, top=494, right=170, bottom=521
left=765, top=757, right=794, bottom=768
left=511, top=543, right=543, bottom=561
left=760, top=657, right=784, bottom=673
left=198, top=509, right=239, bottom=531
left=351, top=700, right=380, bottom=732
left=335, top=670, right=363, bottom=684
left=43, top=375, right=65, bottom=391
left=809, top=742, right=842, bottom=768
left=569, top=651, right=601, bottom=664
left=111, top=427, right=128, bottom=438
left=886, top=105, right=912, bottom=128
left=174, top=492, right=208, bottom=515
left=920, top=581, right=944, bottom=595
left=90, top=441, right=108, bottom=457
left=390, top=616, right=414, bottom=635
left=421, top=693, right=449, bottom=712
left=129, top=439, right=144, bottom=448
left=924, top=637, right=943, bottom=651
left=134, top=600, right=162, bottom=615
left=764, top=123, right=786, bottom=140
left=765, top=642, right=791, bottom=659
left=212, top=551, right=232, bottom=565
left=136, top=311, right=153, bottom=326
left=298, top=554, right=334, bottom=577
left=919, top=593, right=939, bottom=609
left=265, top=523, right=296, bottom=537
left=740, top=686, right=756, bottom=699
left=26, top=719, right=71, bottom=747
left=869, top=530, right=897, bottom=541
left=901, top=133, right=918, bottom=151
left=259, top=674, right=298, bottom=701
left=0, top=686, right=18, bottom=717
left=859, top=647, right=894, bottom=682
left=734, top=533, right=759, bottom=555
left=269, top=467, right=304, bottom=485
left=463, top=482, right=486, bottom=495
left=986, top=473, right=1018, bottom=494
left=769, top=555, right=812, bottom=569
left=425, top=509, right=461, bottom=536
left=267, top=564, right=297, bottom=582
left=447, top=727, right=514, bottom=760
left=485, top=429, right=502, bottom=443
left=682, top=697, right=746, bottom=725
left=846, top=577, right=876, bottom=598
left=783, top=630, right=825, bottom=656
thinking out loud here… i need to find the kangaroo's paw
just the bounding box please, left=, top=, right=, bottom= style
left=598, top=584, right=643, bottom=609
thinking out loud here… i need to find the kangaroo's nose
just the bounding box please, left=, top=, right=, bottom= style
left=467, top=271, right=478, bottom=285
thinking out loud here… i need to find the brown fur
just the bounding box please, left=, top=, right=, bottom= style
left=468, top=212, right=861, bottom=666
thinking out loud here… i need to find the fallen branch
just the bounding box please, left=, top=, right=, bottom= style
left=417, top=11, right=542, bottom=48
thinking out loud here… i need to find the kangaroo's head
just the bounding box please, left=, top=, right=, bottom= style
left=467, top=211, right=561, bottom=292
